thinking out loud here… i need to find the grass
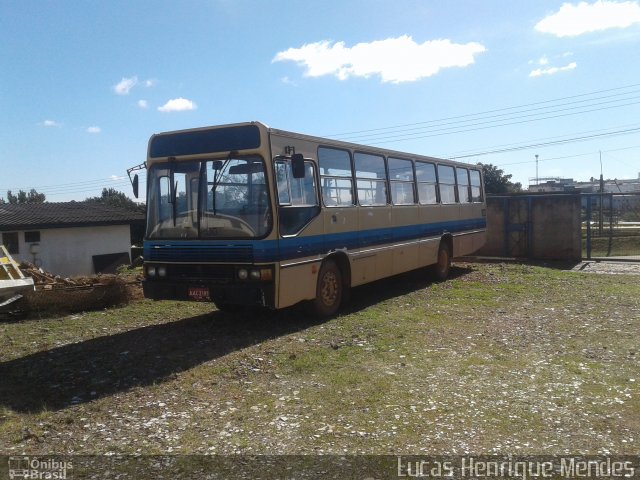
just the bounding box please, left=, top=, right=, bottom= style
left=582, top=234, right=640, bottom=257
left=0, top=262, right=639, bottom=456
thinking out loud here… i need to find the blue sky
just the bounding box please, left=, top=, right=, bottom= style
left=1, top=0, right=640, bottom=202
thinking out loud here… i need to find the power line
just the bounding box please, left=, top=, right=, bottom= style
left=496, top=151, right=597, bottom=167
left=443, top=122, right=640, bottom=158
left=347, top=98, right=640, bottom=145
left=325, top=82, right=640, bottom=138
left=0, top=181, right=144, bottom=199
left=338, top=91, right=640, bottom=142
left=446, top=127, right=640, bottom=160
left=0, top=176, right=145, bottom=195
left=0, top=177, right=127, bottom=192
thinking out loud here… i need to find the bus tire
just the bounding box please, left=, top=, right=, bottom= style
left=433, top=241, right=451, bottom=281
left=313, top=260, right=342, bottom=318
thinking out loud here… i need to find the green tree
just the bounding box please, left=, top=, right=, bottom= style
left=477, top=163, right=522, bottom=195
left=5, top=189, right=46, bottom=204
left=84, top=188, right=145, bottom=213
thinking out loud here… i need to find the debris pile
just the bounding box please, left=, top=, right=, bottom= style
left=18, top=262, right=119, bottom=290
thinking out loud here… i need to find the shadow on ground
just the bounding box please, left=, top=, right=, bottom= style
left=0, top=265, right=473, bottom=413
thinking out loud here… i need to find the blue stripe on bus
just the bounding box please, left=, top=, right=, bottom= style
left=144, top=217, right=486, bottom=263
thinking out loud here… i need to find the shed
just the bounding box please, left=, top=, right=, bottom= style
left=0, top=202, right=144, bottom=276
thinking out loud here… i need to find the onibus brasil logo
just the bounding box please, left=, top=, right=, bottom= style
left=8, top=456, right=72, bottom=479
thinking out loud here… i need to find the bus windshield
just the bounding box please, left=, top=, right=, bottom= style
left=146, top=155, right=271, bottom=239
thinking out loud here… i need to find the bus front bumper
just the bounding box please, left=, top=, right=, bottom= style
left=143, top=280, right=275, bottom=309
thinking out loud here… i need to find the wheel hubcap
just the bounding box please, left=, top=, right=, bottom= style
left=320, top=271, right=338, bottom=306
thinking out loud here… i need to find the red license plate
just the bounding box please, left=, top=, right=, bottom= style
left=188, top=287, right=210, bottom=301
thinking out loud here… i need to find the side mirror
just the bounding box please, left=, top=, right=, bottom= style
left=291, top=153, right=305, bottom=179
left=132, top=174, right=139, bottom=198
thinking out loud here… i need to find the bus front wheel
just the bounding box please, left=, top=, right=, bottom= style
left=433, top=241, right=451, bottom=281
left=313, top=260, right=342, bottom=318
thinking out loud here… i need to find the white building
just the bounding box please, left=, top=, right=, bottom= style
left=0, top=202, right=144, bottom=277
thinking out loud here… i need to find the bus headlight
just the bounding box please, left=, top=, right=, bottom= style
left=157, top=266, right=167, bottom=278
left=249, top=269, right=261, bottom=281
left=237, top=267, right=272, bottom=281
left=147, top=266, right=157, bottom=277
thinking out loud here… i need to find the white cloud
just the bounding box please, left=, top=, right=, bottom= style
left=529, top=61, right=578, bottom=77
left=113, top=76, right=138, bottom=95
left=158, top=97, right=197, bottom=112
left=87, top=126, right=101, bottom=134
left=281, top=76, right=298, bottom=87
left=535, top=0, right=640, bottom=37
left=110, top=175, right=124, bottom=181
left=42, top=119, right=62, bottom=127
left=113, top=76, right=156, bottom=95
left=137, top=99, right=149, bottom=109
left=272, top=35, right=486, bottom=83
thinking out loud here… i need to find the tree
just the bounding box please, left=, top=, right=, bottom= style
left=84, top=188, right=145, bottom=213
left=4, top=189, right=46, bottom=204
left=478, top=163, right=522, bottom=194
left=84, top=188, right=146, bottom=245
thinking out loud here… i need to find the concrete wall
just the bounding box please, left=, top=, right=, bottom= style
left=10, top=224, right=132, bottom=277
left=477, top=194, right=582, bottom=261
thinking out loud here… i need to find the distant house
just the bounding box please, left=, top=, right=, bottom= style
left=0, top=202, right=144, bottom=276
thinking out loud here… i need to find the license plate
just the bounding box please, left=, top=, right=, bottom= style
left=188, top=287, right=210, bottom=301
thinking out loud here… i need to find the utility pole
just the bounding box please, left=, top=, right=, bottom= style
left=535, top=154, right=539, bottom=186
left=599, top=151, right=604, bottom=235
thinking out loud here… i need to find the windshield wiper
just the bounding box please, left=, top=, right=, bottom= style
left=210, top=158, right=231, bottom=216
left=169, top=158, right=178, bottom=226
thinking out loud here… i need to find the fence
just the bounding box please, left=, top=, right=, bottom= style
left=582, top=193, right=640, bottom=260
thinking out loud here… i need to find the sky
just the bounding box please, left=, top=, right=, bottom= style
left=1, top=0, right=640, bottom=202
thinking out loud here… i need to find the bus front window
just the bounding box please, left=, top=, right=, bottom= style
left=146, top=162, right=200, bottom=239
left=146, top=156, right=271, bottom=240
left=200, top=157, right=270, bottom=238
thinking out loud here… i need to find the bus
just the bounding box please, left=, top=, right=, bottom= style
left=133, top=121, right=486, bottom=317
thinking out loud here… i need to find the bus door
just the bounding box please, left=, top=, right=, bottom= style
left=274, top=158, right=324, bottom=308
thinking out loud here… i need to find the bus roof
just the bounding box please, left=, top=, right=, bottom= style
left=149, top=120, right=479, bottom=169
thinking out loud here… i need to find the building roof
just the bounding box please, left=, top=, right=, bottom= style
left=0, top=202, right=145, bottom=231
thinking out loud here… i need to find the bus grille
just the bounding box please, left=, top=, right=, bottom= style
left=147, top=244, right=254, bottom=263
left=168, top=264, right=236, bottom=283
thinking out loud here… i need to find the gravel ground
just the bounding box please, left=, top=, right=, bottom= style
left=573, top=261, right=640, bottom=275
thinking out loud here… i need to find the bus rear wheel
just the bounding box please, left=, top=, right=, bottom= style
left=433, top=241, right=451, bottom=281
left=312, top=260, right=342, bottom=318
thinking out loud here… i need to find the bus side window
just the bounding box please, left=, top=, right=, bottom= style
left=388, top=157, right=416, bottom=204
left=275, top=161, right=291, bottom=205
left=277, top=160, right=320, bottom=236
left=354, top=152, right=387, bottom=206
left=318, top=147, right=354, bottom=206
left=456, top=167, right=471, bottom=203
left=415, top=161, right=438, bottom=204
left=470, top=169, right=483, bottom=202
left=437, top=164, right=457, bottom=204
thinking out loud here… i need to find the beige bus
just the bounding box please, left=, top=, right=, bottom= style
left=137, top=121, right=486, bottom=316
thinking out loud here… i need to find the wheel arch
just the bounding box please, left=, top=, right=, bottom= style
left=441, top=233, right=454, bottom=257
left=323, top=251, right=352, bottom=290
